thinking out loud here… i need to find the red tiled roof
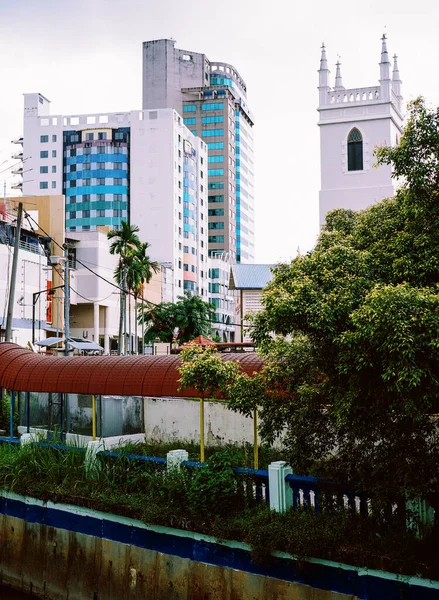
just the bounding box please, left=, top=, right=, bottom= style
left=0, top=343, right=263, bottom=397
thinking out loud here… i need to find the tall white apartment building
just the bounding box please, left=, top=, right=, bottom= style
left=318, top=35, right=404, bottom=226
left=21, top=94, right=209, bottom=300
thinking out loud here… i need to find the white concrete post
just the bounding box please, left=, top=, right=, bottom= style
left=167, top=449, right=189, bottom=472
left=85, top=439, right=105, bottom=477
left=268, top=460, right=293, bottom=513
left=20, top=433, right=33, bottom=445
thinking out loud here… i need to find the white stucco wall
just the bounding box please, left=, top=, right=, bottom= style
left=144, top=396, right=261, bottom=447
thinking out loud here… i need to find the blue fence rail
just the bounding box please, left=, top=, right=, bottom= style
left=0, top=437, right=398, bottom=517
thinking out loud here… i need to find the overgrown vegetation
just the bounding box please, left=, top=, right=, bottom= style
left=179, top=98, right=439, bottom=506
left=0, top=441, right=438, bottom=579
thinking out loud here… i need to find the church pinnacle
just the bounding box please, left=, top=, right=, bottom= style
left=334, top=60, right=344, bottom=91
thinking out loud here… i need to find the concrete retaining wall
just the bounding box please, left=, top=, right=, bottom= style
left=1, top=492, right=438, bottom=600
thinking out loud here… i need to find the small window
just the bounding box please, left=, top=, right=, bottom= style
left=52, top=150, right=57, bottom=158
left=97, top=194, right=106, bottom=202
left=40, top=135, right=48, bottom=143
left=40, top=181, right=48, bottom=189
left=98, top=132, right=107, bottom=140
left=51, top=181, right=56, bottom=189
left=86, top=132, right=94, bottom=141
left=347, top=128, right=363, bottom=171
left=83, top=210, right=90, bottom=218
left=52, top=165, right=56, bottom=173
left=113, top=178, right=122, bottom=185
left=97, top=178, right=106, bottom=185
left=52, top=135, right=57, bottom=142
left=40, top=151, right=48, bottom=159
left=97, top=209, right=105, bottom=217
left=70, top=211, right=76, bottom=219
left=40, top=166, right=48, bottom=174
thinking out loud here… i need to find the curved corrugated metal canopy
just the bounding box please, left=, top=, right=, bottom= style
left=0, top=343, right=263, bottom=397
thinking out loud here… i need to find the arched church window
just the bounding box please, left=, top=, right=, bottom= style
left=347, top=128, right=363, bottom=171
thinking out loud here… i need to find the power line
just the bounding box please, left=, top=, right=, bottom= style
left=21, top=210, right=243, bottom=328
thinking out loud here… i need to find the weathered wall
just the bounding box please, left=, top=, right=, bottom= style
left=143, top=396, right=263, bottom=447
left=1, top=493, right=437, bottom=600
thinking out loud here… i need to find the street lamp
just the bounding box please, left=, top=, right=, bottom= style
left=32, top=285, right=64, bottom=345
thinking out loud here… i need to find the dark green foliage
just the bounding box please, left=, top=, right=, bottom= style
left=139, top=292, right=215, bottom=344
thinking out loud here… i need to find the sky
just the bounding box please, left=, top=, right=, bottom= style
left=0, top=0, right=439, bottom=264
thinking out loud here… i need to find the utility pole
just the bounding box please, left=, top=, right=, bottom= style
left=5, top=202, right=23, bottom=342
left=63, top=244, right=70, bottom=356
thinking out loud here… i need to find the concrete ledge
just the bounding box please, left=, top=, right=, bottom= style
left=0, top=491, right=438, bottom=599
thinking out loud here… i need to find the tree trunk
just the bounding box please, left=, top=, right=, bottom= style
left=128, top=292, right=132, bottom=354
left=141, top=298, right=145, bottom=355
left=134, top=296, right=138, bottom=355
left=118, top=268, right=125, bottom=356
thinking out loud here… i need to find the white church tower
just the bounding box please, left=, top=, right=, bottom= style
left=318, top=35, right=404, bottom=226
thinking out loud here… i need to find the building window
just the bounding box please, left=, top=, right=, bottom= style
left=183, top=117, right=196, bottom=126
left=40, top=135, right=48, bottom=143
left=347, top=128, right=363, bottom=171
left=208, top=182, right=224, bottom=190
left=114, top=194, right=123, bottom=202
left=98, top=132, right=107, bottom=140
left=114, top=162, right=123, bottom=170
left=84, top=147, right=91, bottom=155
left=70, top=164, right=76, bottom=172
left=202, top=129, right=224, bottom=138
left=40, top=151, right=48, bottom=158
left=70, top=211, right=76, bottom=219
left=82, top=225, right=90, bottom=231
left=208, top=208, right=224, bottom=216
left=201, top=116, right=223, bottom=125
left=208, top=169, right=224, bottom=177
left=97, top=209, right=105, bottom=217
left=113, top=178, right=122, bottom=185
left=40, top=166, right=48, bottom=174
left=207, top=142, right=224, bottom=150
left=52, top=135, right=57, bottom=142
left=40, top=181, right=48, bottom=189
left=83, top=210, right=90, bottom=218
left=97, top=194, right=105, bottom=202
left=114, top=209, right=122, bottom=217
left=201, top=102, right=224, bottom=111
left=114, top=132, right=124, bottom=141
left=52, top=150, right=57, bottom=158
left=83, top=163, right=91, bottom=171
left=208, top=222, right=224, bottom=230
left=52, top=165, right=56, bottom=173
left=51, top=181, right=56, bottom=189
left=97, top=178, right=106, bottom=185
left=208, top=195, right=224, bottom=202
left=86, top=132, right=94, bottom=141
left=84, top=179, right=91, bottom=186
left=208, top=155, right=224, bottom=163
left=83, top=194, right=90, bottom=202
left=183, top=105, right=196, bottom=112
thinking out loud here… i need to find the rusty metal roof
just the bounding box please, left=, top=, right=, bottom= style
left=0, top=343, right=263, bottom=397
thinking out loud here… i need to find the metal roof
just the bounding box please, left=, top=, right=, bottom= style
left=229, top=264, right=274, bottom=290
left=0, top=343, right=263, bottom=397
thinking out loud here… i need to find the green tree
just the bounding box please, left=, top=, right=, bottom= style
left=107, top=221, right=141, bottom=355
left=180, top=98, right=439, bottom=502
left=139, top=293, right=215, bottom=345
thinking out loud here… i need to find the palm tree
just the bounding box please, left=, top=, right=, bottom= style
left=132, top=242, right=160, bottom=354
left=107, top=221, right=141, bottom=355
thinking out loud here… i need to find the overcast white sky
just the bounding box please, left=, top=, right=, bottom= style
left=0, top=0, right=438, bottom=263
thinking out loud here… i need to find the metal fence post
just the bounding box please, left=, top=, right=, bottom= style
left=268, top=460, right=293, bottom=512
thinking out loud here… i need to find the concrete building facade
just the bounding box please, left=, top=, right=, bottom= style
left=142, top=39, right=255, bottom=264
left=318, top=35, right=404, bottom=226
left=21, top=95, right=209, bottom=301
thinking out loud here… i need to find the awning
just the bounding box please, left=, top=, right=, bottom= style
left=68, top=340, right=103, bottom=351
left=35, top=337, right=65, bottom=347
left=0, top=342, right=263, bottom=397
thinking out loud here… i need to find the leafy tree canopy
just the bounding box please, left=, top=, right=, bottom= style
left=180, top=98, right=439, bottom=500
left=140, top=292, right=215, bottom=345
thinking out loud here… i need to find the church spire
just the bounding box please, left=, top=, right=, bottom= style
left=392, top=54, right=402, bottom=107
left=379, top=33, right=391, bottom=100
left=318, top=42, right=331, bottom=106
left=334, top=60, right=344, bottom=91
